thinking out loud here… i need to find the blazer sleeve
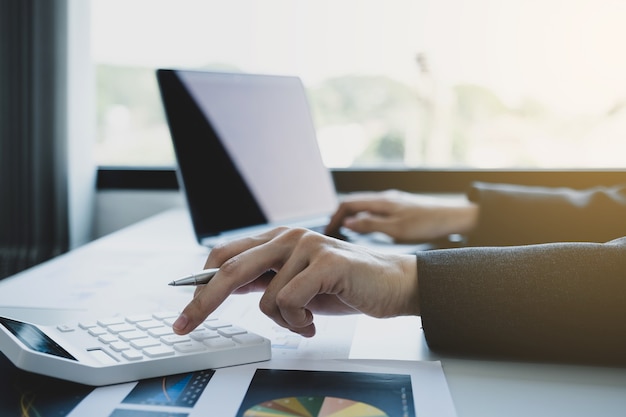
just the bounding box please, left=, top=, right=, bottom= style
left=417, top=181, right=626, bottom=365
left=466, top=182, right=626, bottom=246
left=417, top=238, right=626, bottom=365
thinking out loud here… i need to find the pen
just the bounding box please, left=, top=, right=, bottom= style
left=168, top=268, right=219, bottom=286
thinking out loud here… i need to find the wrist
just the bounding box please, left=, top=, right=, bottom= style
left=454, top=201, right=479, bottom=235
left=399, top=254, right=420, bottom=316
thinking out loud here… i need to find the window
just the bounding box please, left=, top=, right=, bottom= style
left=93, top=0, right=626, bottom=169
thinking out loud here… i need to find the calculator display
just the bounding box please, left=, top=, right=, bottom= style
left=0, top=317, right=76, bottom=360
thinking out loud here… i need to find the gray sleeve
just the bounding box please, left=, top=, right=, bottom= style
left=416, top=237, right=626, bottom=365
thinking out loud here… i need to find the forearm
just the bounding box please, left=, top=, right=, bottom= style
left=416, top=237, right=626, bottom=365
left=467, top=182, right=626, bottom=246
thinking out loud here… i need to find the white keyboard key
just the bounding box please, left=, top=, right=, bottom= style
left=161, top=334, right=191, bottom=345
left=143, top=345, right=175, bottom=358
left=97, top=317, right=126, bottom=326
left=162, top=317, right=177, bottom=327
left=122, top=350, right=144, bottom=361
left=233, top=333, right=266, bottom=346
left=218, top=326, right=247, bottom=337
left=131, top=338, right=161, bottom=349
left=174, top=342, right=208, bottom=354
left=79, top=321, right=98, bottom=329
left=107, top=323, right=135, bottom=334
left=148, top=327, right=174, bottom=337
left=204, top=320, right=232, bottom=330
left=57, top=324, right=75, bottom=332
left=189, top=329, right=219, bottom=341
left=204, top=337, right=236, bottom=349
left=152, top=311, right=179, bottom=320
left=88, top=349, right=118, bottom=365
left=119, top=330, right=148, bottom=341
left=136, top=320, right=164, bottom=330
left=98, top=334, right=118, bottom=344
left=125, top=314, right=153, bottom=323
left=88, top=327, right=108, bottom=337
left=110, top=341, right=131, bottom=352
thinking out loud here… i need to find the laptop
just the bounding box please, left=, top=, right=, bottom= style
left=156, top=69, right=428, bottom=253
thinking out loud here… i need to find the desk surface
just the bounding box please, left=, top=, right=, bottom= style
left=1, top=209, right=625, bottom=416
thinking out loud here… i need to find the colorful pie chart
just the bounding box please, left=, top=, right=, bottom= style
left=243, top=396, right=389, bottom=417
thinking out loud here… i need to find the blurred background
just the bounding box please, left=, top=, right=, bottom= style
left=93, top=0, right=626, bottom=169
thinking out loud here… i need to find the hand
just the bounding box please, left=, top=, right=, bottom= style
left=325, top=189, right=479, bottom=242
left=173, top=227, right=419, bottom=337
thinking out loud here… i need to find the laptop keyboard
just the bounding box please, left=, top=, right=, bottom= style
left=308, top=225, right=347, bottom=241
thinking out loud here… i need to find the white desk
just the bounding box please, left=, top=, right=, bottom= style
left=1, top=209, right=625, bottom=416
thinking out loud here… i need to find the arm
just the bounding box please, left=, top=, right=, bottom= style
left=172, top=226, right=626, bottom=365
left=468, top=182, right=626, bottom=246
left=173, top=227, right=419, bottom=338
left=418, top=237, right=626, bottom=365
left=325, top=189, right=479, bottom=242
left=325, top=183, right=626, bottom=246
left=173, top=183, right=626, bottom=366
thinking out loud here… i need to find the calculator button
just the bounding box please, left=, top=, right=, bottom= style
left=174, top=342, right=208, bottom=354
left=107, top=323, right=136, bottom=334
left=204, top=320, right=232, bottom=330
left=136, top=320, right=164, bottom=330
left=122, top=350, right=144, bottom=361
left=131, top=338, right=161, bottom=349
left=125, top=314, right=153, bottom=323
left=233, top=333, right=266, bottom=346
left=98, top=334, right=118, bottom=344
left=161, top=334, right=191, bottom=345
left=143, top=346, right=175, bottom=358
left=189, top=329, right=219, bottom=341
left=57, top=324, right=75, bottom=332
left=88, top=327, right=108, bottom=337
left=162, top=317, right=177, bottom=327
left=97, top=317, right=126, bottom=326
left=152, top=311, right=179, bottom=320
left=110, top=341, right=131, bottom=352
left=204, top=337, right=236, bottom=349
left=79, top=321, right=98, bottom=329
left=88, top=349, right=118, bottom=365
left=119, top=330, right=148, bottom=341
left=218, top=327, right=247, bottom=337
left=148, top=327, right=174, bottom=337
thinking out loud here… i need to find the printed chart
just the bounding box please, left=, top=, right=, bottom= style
left=243, top=396, right=389, bottom=417
left=236, top=369, right=414, bottom=417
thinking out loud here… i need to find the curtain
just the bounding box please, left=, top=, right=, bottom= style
left=0, top=0, right=70, bottom=279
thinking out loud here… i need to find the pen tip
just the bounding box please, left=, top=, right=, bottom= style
left=168, top=281, right=176, bottom=286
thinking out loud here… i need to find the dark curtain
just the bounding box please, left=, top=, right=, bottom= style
left=0, top=0, right=70, bottom=279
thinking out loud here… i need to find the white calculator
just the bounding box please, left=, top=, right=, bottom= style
left=0, top=311, right=271, bottom=386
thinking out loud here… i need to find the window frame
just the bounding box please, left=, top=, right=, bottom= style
left=97, top=167, right=626, bottom=193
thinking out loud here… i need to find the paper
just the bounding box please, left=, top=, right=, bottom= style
left=69, top=359, right=456, bottom=417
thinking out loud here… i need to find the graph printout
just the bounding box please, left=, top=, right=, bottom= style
left=68, top=360, right=456, bottom=417
left=238, top=368, right=413, bottom=417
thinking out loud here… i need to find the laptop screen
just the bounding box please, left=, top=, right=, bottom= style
left=157, top=69, right=338, bottom=241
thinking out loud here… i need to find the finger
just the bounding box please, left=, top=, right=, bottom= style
left=325, top=202, right=357, bottom=235
left=260, top=270, right=317, bottom=338
left=232, top=270, right=276, bottom=294
left=275, top=272, right=318, bottom=337
left=325, top=197, right=391, bottom=235
left=203, top=227, right=286, bottom=269
left=174, top=233, right=292, bottom=334
left=257, top=232, right=324, bottom=336
left=258, top=253, right=309, bottom=331
left=344, top=212, right=394, bottom=235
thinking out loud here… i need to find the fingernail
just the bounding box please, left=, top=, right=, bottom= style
left=173, top=314, right=189, bottom=332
